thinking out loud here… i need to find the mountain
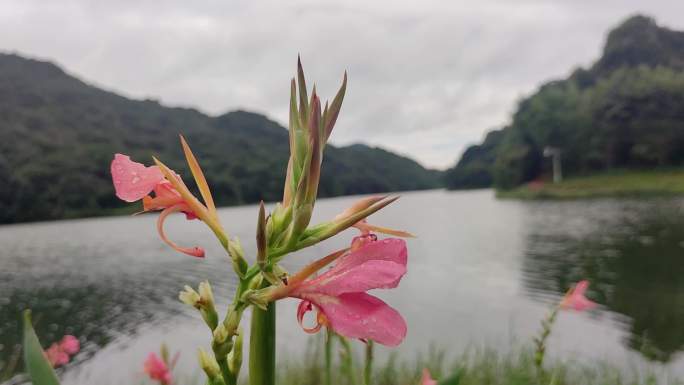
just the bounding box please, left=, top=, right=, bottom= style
left=0, top=53, right=440, bottom=224
left=445, top=15, right=684, bottom=190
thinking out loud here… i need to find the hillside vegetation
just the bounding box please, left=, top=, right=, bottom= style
left=0, top=54, right=440, bottom=223
left=445, top=15, right=684, bottom=191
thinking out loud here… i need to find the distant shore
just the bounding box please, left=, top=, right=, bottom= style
left=497, top=169, right=684, bottom=200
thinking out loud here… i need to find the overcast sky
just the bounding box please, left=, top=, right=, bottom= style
left=2, top=1, right=684, bottom=169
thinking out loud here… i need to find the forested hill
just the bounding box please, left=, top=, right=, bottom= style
left=445, top=15, right=684, bottom=190
left=0, top=53, right=440, bottom=224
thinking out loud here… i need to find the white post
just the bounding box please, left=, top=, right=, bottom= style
left=543, top=147, right=562, bottom=183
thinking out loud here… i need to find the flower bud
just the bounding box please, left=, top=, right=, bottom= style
left=257, top=201, right=267, bottom=270
left=212, top=324, right=233, bottom=357
left=228, top=327, right=244, bottom=375
left=241, top=289, right=270, bottom=311
left=198, top=280, right=215, bottom=308
left=198, top=348, right=221, bottom=380
left=179, top=285, right=201, bottom=308
left=228, top=237, right=248, bottom=278
left=285, top=203, right=313, bottom=249
left=180, top=281, right=219, bottom=330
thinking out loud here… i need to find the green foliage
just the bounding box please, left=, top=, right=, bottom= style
left=273, top=343, right=680, bottom=385
left=443, top=130, right=503, bottom=189
left=445, top=15, right=684, bottom=190
left=0, top=54, right=440, bottom=224
left=23, top=310, right=61, bottom=385
left=498, top=169, right=684, bottom=199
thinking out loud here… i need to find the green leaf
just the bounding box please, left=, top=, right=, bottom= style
left=23, top=310, right=61, bottom=385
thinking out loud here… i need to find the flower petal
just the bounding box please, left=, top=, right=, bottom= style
left=157, top=204, right=205, bottom=258
left=59, top=335, right=80, bottom=355
left=305, top=292, right=407, bottom=347
left=111, top=154, right=164, bottom=202
left=332, top=238, right=407, bottom=275
left=298, top=260, right=406, bottom=296
left=560, top=280, right=597, bottom=311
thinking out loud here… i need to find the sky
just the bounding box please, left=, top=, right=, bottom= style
left=2, top=1, right=684, bottom=169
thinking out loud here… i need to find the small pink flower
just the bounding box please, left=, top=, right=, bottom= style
left=287, top=237, right=408, bottom=346
left=111, top=153, right=204, bottom=258
left=44, top=335, right=79, bottom=368
left=45, top=344, right=69, bottom=367
left=59, top=335, right=80, bottom=355
left=560, top=280, right=597, bottom=311
left=421, top=368, right=437, bottom=385
left=144, top=352, right=172, bottom=385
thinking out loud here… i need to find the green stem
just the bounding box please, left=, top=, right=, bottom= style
left=249, top=286, right=276, bottom=385
left=364, top=340, right=374, bottom=385
left=218, top=358, right=236, bottom=385
left=338, top=335, right=356, bottom=385
left=534, top=306, right=559, bottom=375
left=325, top=330, right=334, bottom=385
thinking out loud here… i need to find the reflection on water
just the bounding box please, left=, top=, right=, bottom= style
left=0, top=190, right=683, bottom=383
left=522, top=198, right=684, bottom=362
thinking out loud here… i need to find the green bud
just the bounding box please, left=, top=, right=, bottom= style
left=198, top=348, right=221, bottom=380
left=212, top=324, right=233, bottom=357
left=228, top=327, right=244, bottom=376
left=180, top=282, right=218, bottom=330
left=241, top=289, right=269, bottom=311
left=285, top=203, right=313, bottom=249
left=228, top=237, right=248, bottom=278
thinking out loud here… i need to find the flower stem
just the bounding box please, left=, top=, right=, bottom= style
left=364, top=340, right=374, bottom=385
left=534, top=305, right=559, bottom=375
left=325, top=330, right=334, bottom=385
left=249, top=282, right=276, bottom=385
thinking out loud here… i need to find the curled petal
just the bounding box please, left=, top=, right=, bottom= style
left=305, top=292, right=407, bottom=347
left=296, top=300, right=323, bottom=334
left=157, top=204, right=205, bottom=258
left=111, top=154, right=164, bottom=202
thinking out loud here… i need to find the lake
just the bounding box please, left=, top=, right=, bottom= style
left=1, top=189, right=683, bottom=384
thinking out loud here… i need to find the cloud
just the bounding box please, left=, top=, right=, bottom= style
left=2, top=0, right=684, bottom=168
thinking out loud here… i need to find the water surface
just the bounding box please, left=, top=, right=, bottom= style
left=1, top=190, right=683, bottom=383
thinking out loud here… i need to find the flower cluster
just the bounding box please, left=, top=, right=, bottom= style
left=44, top=335, right=79, bottom=368
left=109, top=59, right=412, bottom=385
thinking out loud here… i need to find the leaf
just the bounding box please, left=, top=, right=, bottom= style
left=23, top=310, right=61, bottom=385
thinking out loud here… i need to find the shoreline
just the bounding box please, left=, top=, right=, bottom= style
left=496, top=170, right=684, bottom=200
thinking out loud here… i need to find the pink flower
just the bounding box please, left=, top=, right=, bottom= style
left=59, top=335, right=80, bottom=355
left=45, top=344, right=69, bottom=367
left=560, top=280, right=597, bottom=311
left=283, top=237, right=408, bottom=346
left=111, top=153, right=205, bottom=258
left=44, top=335, right=79, bottom=368
left=144, top=352, right=172, bottom=385
left=421, top=368, right=437, bottom=385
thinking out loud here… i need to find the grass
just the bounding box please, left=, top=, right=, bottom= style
left=497, top=169, right=684, bottom=200
left=272, top=343, right=682, bottom=385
